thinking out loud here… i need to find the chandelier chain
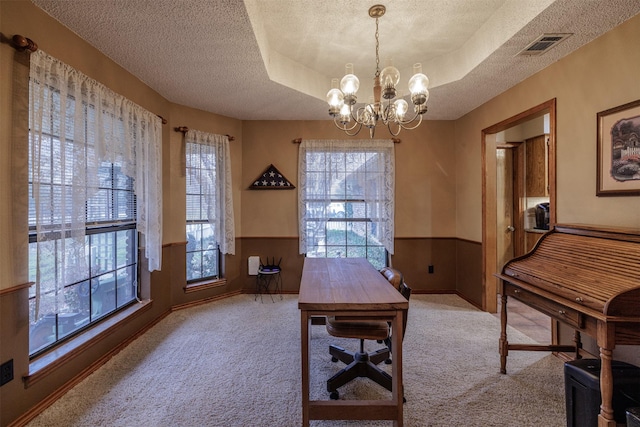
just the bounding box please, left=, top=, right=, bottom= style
left=375, top=17, right=380, bottom=76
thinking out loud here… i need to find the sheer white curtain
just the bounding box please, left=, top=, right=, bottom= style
left=29, top=50, right=163, bottom=314
left=185, top=130, right=235, bottom=255
left=297, top=139, right=395, bottom=255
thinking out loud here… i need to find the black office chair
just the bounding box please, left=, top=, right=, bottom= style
left=325, top=267, right=411, bottom=400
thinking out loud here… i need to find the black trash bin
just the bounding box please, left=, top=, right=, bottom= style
left=564, top=359, right=640, bottom=427
left=628, top=407, right=640, bottom=427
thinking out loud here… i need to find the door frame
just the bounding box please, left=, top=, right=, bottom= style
left=481, top=98, right=557, bottom=312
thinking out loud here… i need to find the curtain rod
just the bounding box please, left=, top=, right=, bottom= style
left=174, top=126, right=235, bottom=141
left=292, top=137, right=400, bottom=144
left=10, top=34, right=38, bottom=52
left=9, top=34, right=168, bottom=125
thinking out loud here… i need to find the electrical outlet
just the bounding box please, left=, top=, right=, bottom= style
left=0, top=359, right=13, bottom=386
left=428, top=265, right=434, bottom=274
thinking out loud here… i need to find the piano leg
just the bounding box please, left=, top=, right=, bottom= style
left=499, top=293, right=508, bottom=374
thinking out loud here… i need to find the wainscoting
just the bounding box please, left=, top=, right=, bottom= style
left=238, top=236, right=483, bottom=306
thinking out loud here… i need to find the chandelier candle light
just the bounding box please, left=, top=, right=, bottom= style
left=326, top=4, right=430, bottom=137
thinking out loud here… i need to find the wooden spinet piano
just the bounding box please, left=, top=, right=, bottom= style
left=496, top=224, right=640, bottom=427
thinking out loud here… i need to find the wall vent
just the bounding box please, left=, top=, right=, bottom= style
left=518, top=33, right=572, bottom=56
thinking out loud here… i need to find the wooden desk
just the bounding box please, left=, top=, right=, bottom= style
left=496, top=224, right=640, bottom=427
left=298, top=258, right=408, bottom=427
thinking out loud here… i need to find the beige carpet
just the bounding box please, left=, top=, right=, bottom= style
left=26, top=294, right=566, bottom=426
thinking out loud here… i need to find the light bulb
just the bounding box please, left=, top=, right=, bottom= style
left=339, top=103, right=351, bottom=124
left=408, top=63, right=430, bottom=106
left=340, top=63, right=359, bottom=105
left=394, top=98, right=409, bottom=121
left=380, top=60, right=400, bottom=100
left=326, top=78, right=344, bottom=116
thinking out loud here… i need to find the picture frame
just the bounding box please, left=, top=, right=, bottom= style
left=596, top=99, right=640, bottom=196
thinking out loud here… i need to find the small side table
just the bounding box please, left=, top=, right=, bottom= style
left=255, top=261, right=282, bottom=303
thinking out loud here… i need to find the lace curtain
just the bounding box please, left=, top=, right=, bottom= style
left=297, top=139, right=395, bottom=255
left=29, top=50, right=163, bottom=313
left=185, top=130, right=235, bottom=255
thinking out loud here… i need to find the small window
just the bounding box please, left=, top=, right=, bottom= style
left=185, top=141, right=220, bottom=282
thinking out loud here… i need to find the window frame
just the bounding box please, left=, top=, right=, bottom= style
left=28, top=134, right=140, bottom=357
left=185, top=140, right=222, bottom=283
left=299, top=141, right=394, bottom=271
left=185, top=220, right=222, bottom=284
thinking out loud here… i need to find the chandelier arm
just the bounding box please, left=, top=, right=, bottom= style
left=380, top=99, right=395, bottom=125
left=332, top=116, right=360, bottom=133
left=344, top=123, right=364, bottom=137
left=386, top=121, right=402, bottom=137
left=333, top=116, right=363, bottom=136
left=351, top=107, right=361, bottom=124
left=396, top=113, right=424, bottom=131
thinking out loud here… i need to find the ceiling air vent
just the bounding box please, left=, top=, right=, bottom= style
left=518, top=33, right=572, bottom=56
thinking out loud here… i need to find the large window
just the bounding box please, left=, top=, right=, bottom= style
left=28, top=162, right=138, bottom=354
left=298, top=139, right=395, bottom=270
left=27, top=50, right=162, bottom=356
left=185, top=131, right=235, bottom=282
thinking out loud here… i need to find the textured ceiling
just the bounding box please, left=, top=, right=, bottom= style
left=31, top=0, right=640, bottom=121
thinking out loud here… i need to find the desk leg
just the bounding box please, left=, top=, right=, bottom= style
left=391, top=309, right=404, bottom=427
left=499, top=293, right=508, bottom=374
left=301, top=310, right=310, bottom=427
left=573, top=330, right=582, bottom=360
left=597, top=323, right=616, bottom=427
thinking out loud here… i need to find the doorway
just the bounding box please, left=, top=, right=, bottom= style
left=481, top=99, right=557, bottom=313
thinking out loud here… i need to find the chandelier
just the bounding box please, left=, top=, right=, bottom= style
left=326, top=4, right=430, bottom=138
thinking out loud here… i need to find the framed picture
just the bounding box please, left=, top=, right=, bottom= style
left=596, top=99, right=640, bottom=196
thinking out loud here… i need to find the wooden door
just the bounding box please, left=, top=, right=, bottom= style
left=525, top=135, right=549, bottom=197
left=496, top=143, right=526, bottom=269
left=496, top=148, right=514, bottom=272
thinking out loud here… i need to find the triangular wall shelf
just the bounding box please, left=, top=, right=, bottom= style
left=250, top=164, right=295, bottom=189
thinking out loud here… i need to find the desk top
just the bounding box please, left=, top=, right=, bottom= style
left=298, top=258, right=408, bottom=312
left=497, top=223, right=640, bottom=318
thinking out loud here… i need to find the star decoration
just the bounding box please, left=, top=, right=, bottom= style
left=249, top=164, right=295, bottom=190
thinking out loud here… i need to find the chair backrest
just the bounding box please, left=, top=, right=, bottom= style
left=380, top=267, right=403, bottom=289
left=379, top=267, right=411, bottom=341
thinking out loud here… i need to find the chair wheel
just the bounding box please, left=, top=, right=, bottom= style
left=329, top=391, right=339, bottom=400
left=403, top=396, right=407, bottom=403
left=385, top=358, right=392, bottom=365
left=331, top=356, right=339, bottom=363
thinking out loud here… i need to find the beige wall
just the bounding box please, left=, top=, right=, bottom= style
left=240, top=120, right=457, bottom=238
left=455, top=13, right=640, bottom=243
